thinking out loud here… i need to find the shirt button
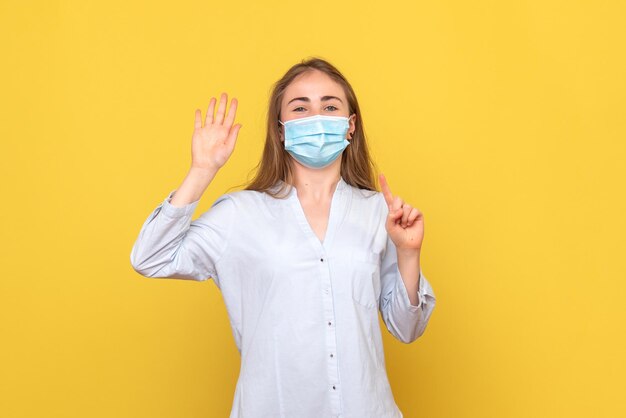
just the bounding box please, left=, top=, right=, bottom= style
left=332, top=385, right=336, bottom=390
left=330, top=353, right=334, bottom=358
left=328, top=321, right=331, bottom=326
left=320, top=258, right=324, bottom=262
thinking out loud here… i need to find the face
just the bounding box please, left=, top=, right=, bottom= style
left=279, top=69, right=356, bottom=141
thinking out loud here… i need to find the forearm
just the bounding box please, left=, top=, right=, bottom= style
left=396, top=248, right=421, bottom=306
left=170, top=166, right=219, bottom=207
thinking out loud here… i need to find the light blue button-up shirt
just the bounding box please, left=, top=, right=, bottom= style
left=130, top=176, right=436, bottom=418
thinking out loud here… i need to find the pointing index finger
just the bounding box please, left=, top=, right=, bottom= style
left=379, top=173, right=394, bottom=207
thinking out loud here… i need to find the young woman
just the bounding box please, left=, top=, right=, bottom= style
left=130, top=57, right=436, bottom=418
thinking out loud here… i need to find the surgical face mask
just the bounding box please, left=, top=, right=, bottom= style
left=279, top=114, right=353, bottom=169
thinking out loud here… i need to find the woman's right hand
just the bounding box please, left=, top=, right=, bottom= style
left=191, top=93, right=242, bottom=172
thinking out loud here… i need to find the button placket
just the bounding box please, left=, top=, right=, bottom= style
left=320, top=251, right=341, bottom=413
left=289, top=181, right=348, bottom=415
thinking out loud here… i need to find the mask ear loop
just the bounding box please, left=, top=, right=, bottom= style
left=278, top=119, right=285, bottom=142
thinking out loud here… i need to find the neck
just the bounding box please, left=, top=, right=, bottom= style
left=290, top=158, right=342, bottom=201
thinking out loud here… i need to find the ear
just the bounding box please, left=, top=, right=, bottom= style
left=278, top=124, right=285, bottom=142
left=347, top=114, right=356, bottom=140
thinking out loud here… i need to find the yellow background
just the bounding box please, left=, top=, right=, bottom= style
left=1, top=1, right=624, bottom=417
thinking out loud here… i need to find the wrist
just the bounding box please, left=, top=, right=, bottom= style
left=189, top=165, right=219, bottom=179
left=397, top=247, right=421, bottom=259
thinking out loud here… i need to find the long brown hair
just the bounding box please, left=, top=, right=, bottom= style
left=243, top=57, right=378, bottom=198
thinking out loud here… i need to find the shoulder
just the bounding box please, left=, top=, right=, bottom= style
left=197, top=189, right=264, bottom=224
left=345, top=184, right=388, bottom=220
left=212, top=189, right=265, bottom=205
left=348, top=184, right=385, bottom=206
left=208, top=189, right=273, bottom=219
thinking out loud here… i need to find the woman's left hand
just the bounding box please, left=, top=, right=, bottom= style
left=379, top=173, right=424, bottom=252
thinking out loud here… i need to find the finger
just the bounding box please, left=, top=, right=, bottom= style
left=407, top=208, right=421, bottom=226
left=392, top=196, right=403, bottom=213
left=401, top=203, right=413, bottom=227
left=386, top=207, right=403, bottom=230
left=215, top=92, right=228, bottom=124
left=194, top=109, right=202, bottom=130
left=205, top=97, right=216, bottom=125
left=226, top=123, right=242, bottom=147
left=379, top=173, right=394, bottom=207
left=224, top=97, right=238, bottom=127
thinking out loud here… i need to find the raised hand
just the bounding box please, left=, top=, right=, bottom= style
left=191, top=93, right=242, bottom=172
left=379, top=173, right=424, bottom=252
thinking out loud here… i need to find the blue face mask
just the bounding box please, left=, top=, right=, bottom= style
left=279, top=114, right=353, bottom=169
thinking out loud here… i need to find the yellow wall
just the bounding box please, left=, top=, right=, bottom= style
left=1, top=1, right=624, bottom=417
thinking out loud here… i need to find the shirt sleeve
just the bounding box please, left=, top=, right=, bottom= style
left=129, top=189, right=235, bottom=285
left=378, top=233, right=437, bottom=344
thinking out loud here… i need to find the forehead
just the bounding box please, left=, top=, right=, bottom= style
left=282, top=70, right=346, bottom=103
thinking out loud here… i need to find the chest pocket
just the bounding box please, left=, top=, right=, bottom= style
left=350, top=251, right=382, bottom=309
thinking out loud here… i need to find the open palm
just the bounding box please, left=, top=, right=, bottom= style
left=191, top=92, right=242, bottom=171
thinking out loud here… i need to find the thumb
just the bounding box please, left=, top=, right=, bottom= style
left=386, top=206, right=402, bottom=229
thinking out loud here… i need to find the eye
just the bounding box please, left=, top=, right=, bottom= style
left=293, top=106, right=306, bottom=112
left=324, top=105, right=338, bottom=111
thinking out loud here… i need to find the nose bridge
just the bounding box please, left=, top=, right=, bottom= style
left=311, top=103, right=322, bottom=116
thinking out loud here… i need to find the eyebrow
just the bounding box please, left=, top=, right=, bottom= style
left=287, top=96, right=344, bottom=105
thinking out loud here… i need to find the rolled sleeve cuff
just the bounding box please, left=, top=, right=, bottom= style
left=397, top=268, right=435, bottom=313
left=161, top=189, right=201, bottom=218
